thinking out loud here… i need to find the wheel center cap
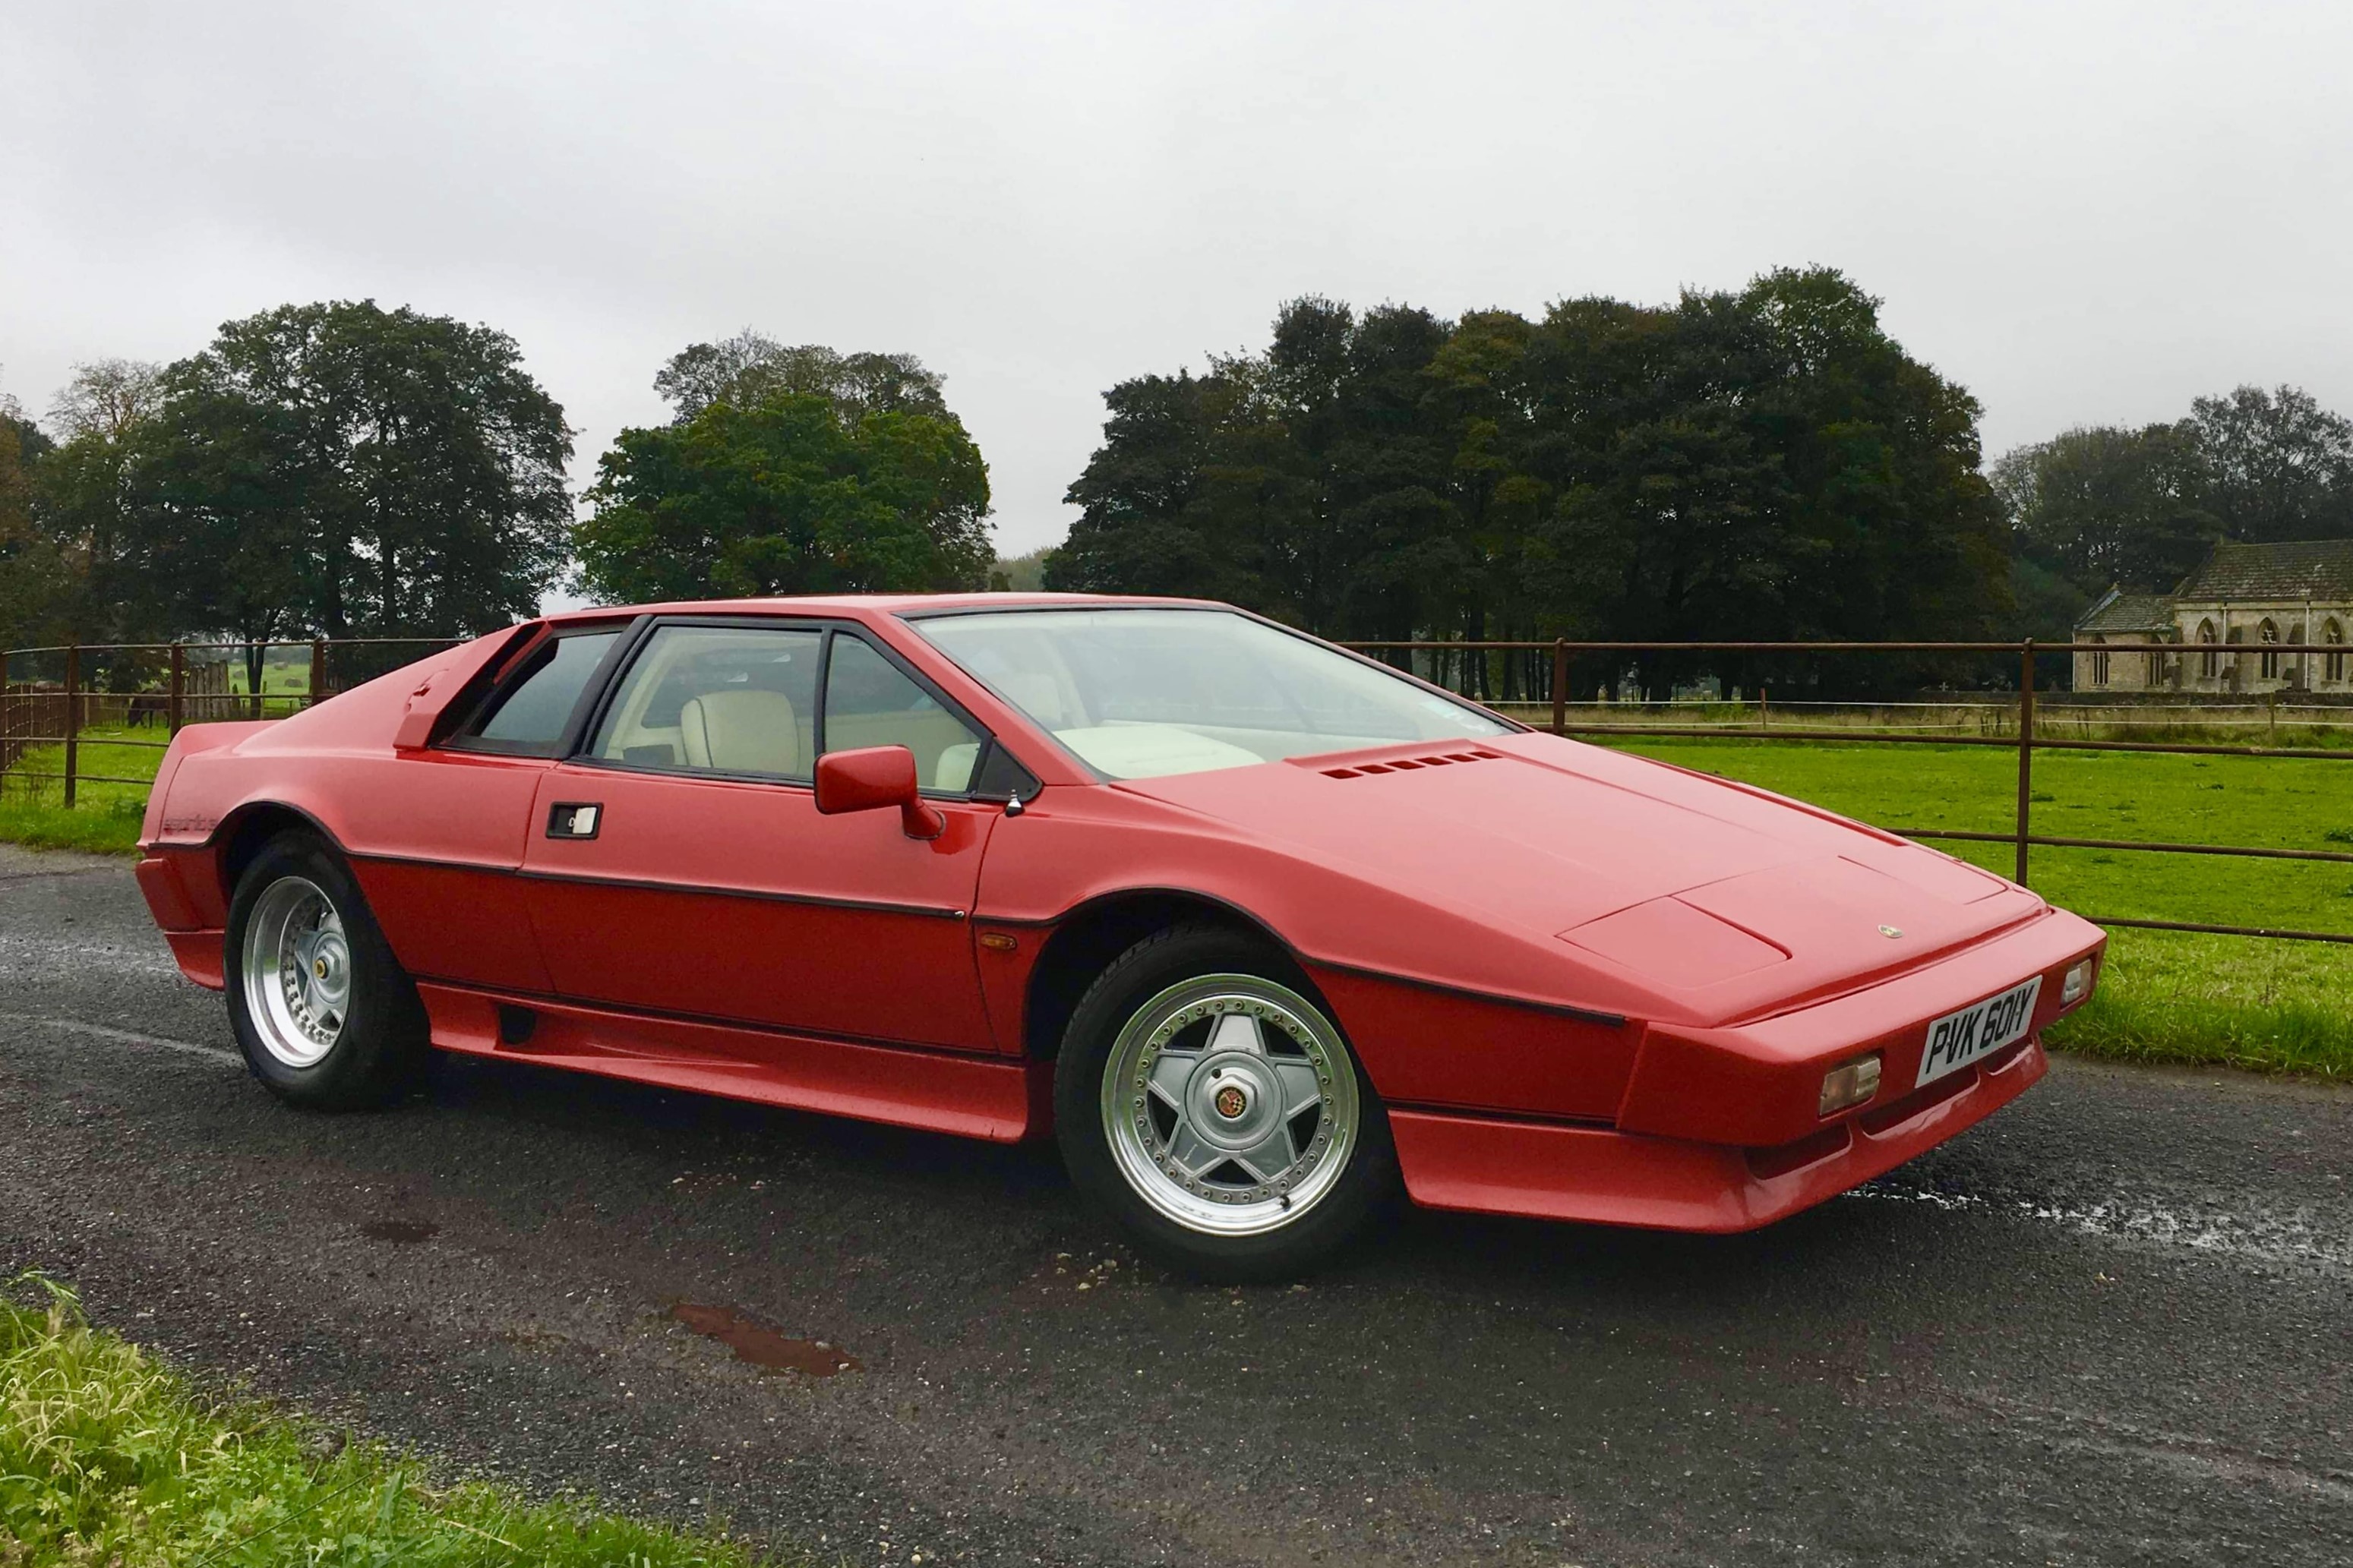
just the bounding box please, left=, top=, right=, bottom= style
left=1213, top=1084, right=1249, bottom=1120
left=313, top=958, right=330, bottom=980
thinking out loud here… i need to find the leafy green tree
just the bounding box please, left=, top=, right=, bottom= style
left=30, top=359, right=169, bottom=642
left=0, top=395, right=73, bottom=650
left=1052, top=370, right=1274, bottom=607
left=182, top=303, right=570, bottom=637
left=2187, top=384, right=2353, bottom=542
left=41, top=304, right=571, bottom=689
left=111, top=374, right=317, bottom=695
left=575, top=392, right=993, bottom=603
left=654, top=331, right=950, bottom=424
left=1991, top=422, right=2216, bottom=606
left=1057, top=270, right=2009, bottom=696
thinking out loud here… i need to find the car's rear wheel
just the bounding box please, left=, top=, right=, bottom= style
left=226, top=833, right=428, bottom=1109
left=1056, top=925, right=1398, bottom=1280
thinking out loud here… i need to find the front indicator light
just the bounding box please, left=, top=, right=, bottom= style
left=2061, top=958, right=2096, bottom=1006
left=1819, top=1054, right=1883, bottom=1117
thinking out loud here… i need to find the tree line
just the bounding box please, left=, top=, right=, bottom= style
left=1046, top=273, right=2353, bottom=694
left=7, top=277, right=2348, bottom=699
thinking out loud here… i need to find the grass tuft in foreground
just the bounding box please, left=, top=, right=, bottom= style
left=0, top=1275, right=788, bottom=1567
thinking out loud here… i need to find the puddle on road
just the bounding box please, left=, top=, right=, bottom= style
left=1845, top=1185, right=2351, bottom=1273
left=360, top=1220, right=441, bottom=1245
left=671, top=1302, right=860, bottom=1376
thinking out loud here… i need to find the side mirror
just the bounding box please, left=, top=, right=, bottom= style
left=813, top=745, right=946, bottom=840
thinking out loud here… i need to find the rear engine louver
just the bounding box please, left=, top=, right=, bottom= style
left=1321, top=750, right=1502, bottom=779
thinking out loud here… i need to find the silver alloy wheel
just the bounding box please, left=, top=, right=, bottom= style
left=1100, top=973, right=1361, bottom=1237
left=240, top=875, right=352, bottom=1068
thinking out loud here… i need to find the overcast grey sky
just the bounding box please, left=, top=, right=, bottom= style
left=5, top=1, right=2350, bottom=564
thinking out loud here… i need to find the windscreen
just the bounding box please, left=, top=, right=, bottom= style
left=912, top=608, right=1511, bottom=780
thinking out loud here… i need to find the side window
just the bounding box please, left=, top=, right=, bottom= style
left=463, top=630, right=621, bottom=753
left=823, top=635, right=984, bottom=793
left=589, top=625, right=820, bottom=778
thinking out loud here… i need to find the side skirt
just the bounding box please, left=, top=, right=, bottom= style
left=416, top=982, right=1044, bottom=1144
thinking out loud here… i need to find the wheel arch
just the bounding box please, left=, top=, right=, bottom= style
left=210, top=800, right=345, bottom=907
left=1019, top=888, right=1321, bottom=1061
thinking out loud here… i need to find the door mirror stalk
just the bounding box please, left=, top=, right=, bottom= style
left=813, top=746, right=946, bottom=839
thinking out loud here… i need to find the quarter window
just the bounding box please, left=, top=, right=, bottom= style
left=463, top=630, right=621, bottom=753
left=824, top=635, right=984, bottom=792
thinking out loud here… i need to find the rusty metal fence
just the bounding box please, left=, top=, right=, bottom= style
left=11, top=632, right=2352, bottom=948
left=0, top=639, right=456, bottom=805
left=1347, top=637, right=2353, bottom=949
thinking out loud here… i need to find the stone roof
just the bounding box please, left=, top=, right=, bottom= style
left=2176, top=539, right=2353, bottom=601
left=2075, top=589, right=2176, bottom=634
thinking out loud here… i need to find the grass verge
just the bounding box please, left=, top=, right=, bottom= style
left=0, top=1275, right=788, bottom=1567
left=0, top=795, right=147, bottom=855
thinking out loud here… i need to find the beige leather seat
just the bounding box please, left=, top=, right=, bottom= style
left=1001, top=672, right=1079, bottom=729
left=679, top=689, right=801, bottom=776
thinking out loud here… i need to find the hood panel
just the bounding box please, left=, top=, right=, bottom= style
left=1120, top=743, right=1814, bottom=935
left=1560, top=898, right=1789, bottom=989
left=1116, top=734, right=2040, bottom=1013
left=1676, top=853, right=2020, bottom=983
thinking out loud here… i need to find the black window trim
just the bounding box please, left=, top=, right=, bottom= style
left=437, top=616, right=647, bottom=759
left=555, top=613, right=1025, bottom=802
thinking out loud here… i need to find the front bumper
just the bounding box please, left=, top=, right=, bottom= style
left=1392, top=1035, right=2045, bottom=1232
left=1389, top=904, right=2102, bottom=1232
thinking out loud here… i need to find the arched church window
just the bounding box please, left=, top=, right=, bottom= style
left=2198, top=620, right=2219, bottom=678
left=2260, top=619, right=2280, bottom=680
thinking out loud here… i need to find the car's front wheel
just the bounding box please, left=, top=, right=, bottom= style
left=1056, top=925, right=1399, bottom=1279
left=226, top=833, right=428, bottom=1109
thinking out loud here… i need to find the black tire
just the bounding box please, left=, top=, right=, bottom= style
left=224, top=832, right=429, bottom=1110
left=1054, top=923, right=1400, bottom=1281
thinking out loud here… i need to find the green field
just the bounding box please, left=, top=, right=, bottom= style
left=0, top=727, right=158, bottom=853
left=4, top=725, right=2348, bottom=1075
left=1608, top=737, right=2353, bottom=1076
left=1, top=1276, right=787, bottom=1566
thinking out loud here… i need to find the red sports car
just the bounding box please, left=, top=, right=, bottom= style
left=134, top=596, right=2103, bottom=1276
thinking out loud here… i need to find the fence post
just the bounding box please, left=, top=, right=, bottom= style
left=1551, top=639, right=1568, bottom=735
left=2015, top=639, right=2036, bottom=885
left=62, top=641, right=80, bottom=809
left=310, top=638, right=327, bottom=709
left=168, top=644, right=185, bottom=734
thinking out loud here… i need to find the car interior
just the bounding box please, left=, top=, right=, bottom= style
left=589, top=625, right=983, bottom=791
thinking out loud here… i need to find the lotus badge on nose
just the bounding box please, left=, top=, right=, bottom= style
left=1879, top=925, right=1904, bottom=939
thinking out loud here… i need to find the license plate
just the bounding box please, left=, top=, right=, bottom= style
left=1918, top=976, right=2042, bottom=1087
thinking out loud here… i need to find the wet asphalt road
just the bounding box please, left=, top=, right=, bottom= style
left=2, top=844, right=2349, bottom=1567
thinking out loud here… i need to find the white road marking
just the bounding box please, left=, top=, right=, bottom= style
left=0, top=1011, right=239, bottom=1065
left=1848, top=1183, right=2351, bottom=1273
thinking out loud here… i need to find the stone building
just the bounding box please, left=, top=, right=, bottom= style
left=2072, top=539, right=2353, bottom=693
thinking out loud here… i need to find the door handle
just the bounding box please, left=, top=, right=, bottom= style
left=547, top=802, right=602, bottom=840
